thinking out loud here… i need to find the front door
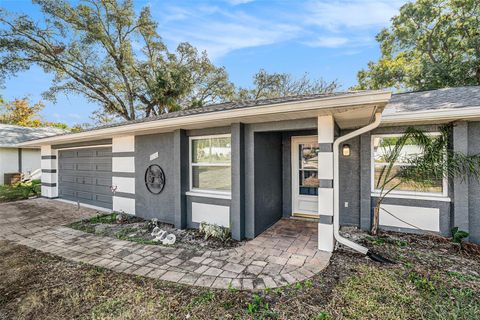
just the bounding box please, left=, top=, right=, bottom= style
left=291, top=136, right=319, bottom=217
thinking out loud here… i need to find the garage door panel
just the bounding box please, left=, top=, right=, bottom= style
left=77, top=149, right=96, bottom=157
left=96, top=194, right=113, bottom=204
left=60, top=180, right=111, bottom=191
left=96, top=150, right=112, bottom=157
left=58, top=146, right=113, bottom=209
left=59, top=150, right=76, bottom=158
left=76, top=163, right=93, bottom=171
left=59, top=163, right=75, bottom=170
left=76, top=191, right=94, bottom=201
left=95, top=163, right=112, bottom=172
left=97, top=178, right=112, bottom=187
left=59, top=188, right=76, bottom=197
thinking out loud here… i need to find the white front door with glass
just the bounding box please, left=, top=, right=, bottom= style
left=291, top=136, right=319, bottom=217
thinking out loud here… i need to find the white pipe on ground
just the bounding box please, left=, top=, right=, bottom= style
left=333, top=111, right=383, bottom=254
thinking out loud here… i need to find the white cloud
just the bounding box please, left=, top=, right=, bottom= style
left=158, top=7, right=301, bottom=59
left=68, top=113, right=82, bottom=119
left=305, top=36, right=349, bottom=48
left=152, top=0, right=406, bottom=59
left=305, top=0, right=406, bottom=30
left=227, top=0, right=255, bottom=5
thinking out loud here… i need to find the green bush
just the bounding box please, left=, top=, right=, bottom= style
left=0, top=179, right=41, bottom=202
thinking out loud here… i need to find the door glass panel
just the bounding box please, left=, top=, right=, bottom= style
left=298, top=143, right=319, bottom=195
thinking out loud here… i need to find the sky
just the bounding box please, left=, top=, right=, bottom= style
left=0, top=0, right=407, bottom=126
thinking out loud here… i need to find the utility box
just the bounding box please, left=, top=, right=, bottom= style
left=4, top=173, right=22, bottom=185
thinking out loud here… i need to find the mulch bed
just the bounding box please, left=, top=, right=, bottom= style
left=69, top=213, right=241, bottom=251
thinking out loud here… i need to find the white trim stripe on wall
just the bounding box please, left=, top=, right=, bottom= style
left=380, top=204, right=440, bottom=232
left=191, top=202, right=230, bottom=227
left=111, top=135, right=136, bottom=215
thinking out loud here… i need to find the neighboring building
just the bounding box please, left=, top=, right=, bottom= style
left=19, top=86, right=480, bottom=250
left=0, top=124, right=66, bottom=184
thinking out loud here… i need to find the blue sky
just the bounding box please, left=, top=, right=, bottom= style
left=1, top=0, right=406, bottom=126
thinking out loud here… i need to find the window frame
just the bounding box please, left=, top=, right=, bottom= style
left=189, top=134, right=232, bottom=196
left=370, top=133, right=449, bottom=199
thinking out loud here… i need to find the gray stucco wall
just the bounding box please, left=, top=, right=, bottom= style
left=254, top=132, right=283, bottom=236
left=338, top=134, right=361, bottom=226
left=468, top=121, right=480, bottom=243
left=135, top=133, right=175, bottom=223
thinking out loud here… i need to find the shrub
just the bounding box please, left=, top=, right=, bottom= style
left=451, top=227, right=469, bottom=244
left=0, top=179, right=41, bottom=202
left=199, top=222, right=230, bottom=241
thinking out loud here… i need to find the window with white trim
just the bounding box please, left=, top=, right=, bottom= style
left=371, top=134, right=447, bottom=197
left=190, top=135, right=231, bottom=194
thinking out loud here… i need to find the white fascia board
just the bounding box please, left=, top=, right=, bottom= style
left=382, top=106, right=480, bottom=124
left=18, top=91, right=391, bottom=147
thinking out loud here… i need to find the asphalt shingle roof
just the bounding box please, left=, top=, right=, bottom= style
left=77, top=91, right=355, bottom=133
left=0, top=124, right=66, bottom=147
left=13, top=86, right=480, bottom=143
left=385, top=86, right=480, bottom=113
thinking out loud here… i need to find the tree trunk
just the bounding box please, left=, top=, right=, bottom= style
left=371, top=200, right=381, bottom=236
left=476, top=66, right=480, bottom=85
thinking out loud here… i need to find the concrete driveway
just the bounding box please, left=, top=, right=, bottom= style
left=0, top=199, right=330, bottom=290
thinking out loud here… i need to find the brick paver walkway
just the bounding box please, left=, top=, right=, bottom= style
left=0, top=199, right=331, bottom=290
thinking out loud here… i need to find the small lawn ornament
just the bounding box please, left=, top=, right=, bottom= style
left=162, top=234, right=176, bottom=245
left=151, top=227, right=176, bottom=245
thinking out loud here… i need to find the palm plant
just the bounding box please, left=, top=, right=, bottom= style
left=372, top=124, right=480, bottom=235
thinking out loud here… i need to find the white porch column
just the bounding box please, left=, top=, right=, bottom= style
left=112, top=136, right=136, bottom=214
left=317, top=115, right=335, bottom=252
left=41, top=145, right=58, bottom=198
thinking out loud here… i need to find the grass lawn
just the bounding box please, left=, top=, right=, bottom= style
left=1, top=231, right=479, bottom=319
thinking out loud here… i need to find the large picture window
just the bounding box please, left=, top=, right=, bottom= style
left=190, top=135, right=231, bottom=194
left=371, top=134, right=447, bottom=197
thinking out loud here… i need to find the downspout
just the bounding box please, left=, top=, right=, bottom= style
left=333, top=111, right=389, bottom=259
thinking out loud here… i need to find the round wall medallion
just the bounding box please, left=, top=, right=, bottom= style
left=145, top=164, right=166, bottom=194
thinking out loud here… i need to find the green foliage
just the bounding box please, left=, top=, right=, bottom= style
left=0, top=97, right=69, bottom=129
left=451, top=227, right=470, bottom=244
left=246, top=294, right=277, bottom=318
left=0, top=0, right=234, bottom=122
left=314, top=312, right=331, bottom=320
left=408, top=272, right=437, bottom=293
left=87, top=213, right=118, bottom=224
left=236, top=69, right=338, bottom=101
left=192, top=290, right=215, bottom=306
left=354, top=0, right=480, bottom=90
left=199, top=222, right=230, bottom=241
left=366, top=236, right=385, bottom=245
left=304, top=279, right=313, bottom=288
left=114, top=227, right=157, bottom=245
left=0, top=179, right=41, bottom=202
left=273, top=287, right=284, bottom=295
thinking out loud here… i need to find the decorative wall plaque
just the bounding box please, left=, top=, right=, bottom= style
left=145, top=164, right=165, bottom=194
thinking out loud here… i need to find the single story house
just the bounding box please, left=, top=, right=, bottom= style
left=0, top=124, right=66, bottom=184
left=19, top=86, right=480, bottom=251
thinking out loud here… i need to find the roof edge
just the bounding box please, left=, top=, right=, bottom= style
left=19, top=90, right=391, bottom=147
